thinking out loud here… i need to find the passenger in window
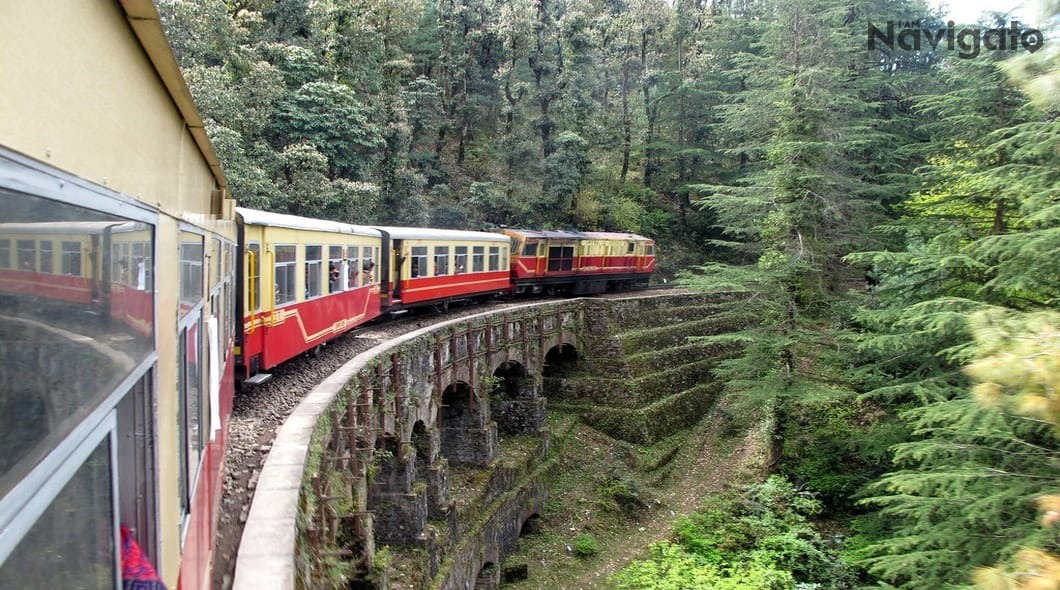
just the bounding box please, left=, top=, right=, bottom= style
left=362, top=261, right=375, bottom=284
left=455, top=263, right=466, bottom=274
left=329, top=264, right=340, bottom=292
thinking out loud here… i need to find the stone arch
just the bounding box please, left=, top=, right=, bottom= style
left=439, top=382, right=496, bottom=467
left=411, top=420, right=431, bottom=467
left=474, top=562, right=498, bottom=590
left=543, top=343, right=579, bottom=378
left=520, top=513, right=541, bottom=536
left=491, top=360, right=545, bottom=436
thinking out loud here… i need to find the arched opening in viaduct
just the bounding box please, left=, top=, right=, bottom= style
left=474, top=562, right=498, bottom=590
left=491, top=361, right=531, bottom=399
left=439, top=382, right=492, bottom=466
left=490, top=360, right=544, bottom=436
left=411, top=420, right=430, bottom=476
left=543, top=343, right=579, bottom=378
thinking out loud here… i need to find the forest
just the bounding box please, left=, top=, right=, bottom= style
left=159, top=0, right=1059, bottom=587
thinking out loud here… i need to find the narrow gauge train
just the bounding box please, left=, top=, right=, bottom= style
left=234, top=208, right=656, bottom=384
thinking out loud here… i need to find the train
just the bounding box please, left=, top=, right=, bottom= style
left=0, top=3, right=653, bottom=590
left=234, top=207, right=655, bottom=384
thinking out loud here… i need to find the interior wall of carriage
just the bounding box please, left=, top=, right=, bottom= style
left=240, top=221, right=382, bottom=374
left=1, top=2, right=237, bottom=589
left=390, top=233, right=511, bottom=305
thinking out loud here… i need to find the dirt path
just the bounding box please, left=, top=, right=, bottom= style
left=561, top=398, right=772, bottom=590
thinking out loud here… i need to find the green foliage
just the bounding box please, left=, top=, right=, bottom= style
left=572, top=533, right=598, bottom=558
left=613, top=477, right=857, bottom=589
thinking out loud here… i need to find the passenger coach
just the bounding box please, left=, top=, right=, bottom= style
left=236, top=208, right=383, bottom=383
left=501, top=229, right=655, bottom=294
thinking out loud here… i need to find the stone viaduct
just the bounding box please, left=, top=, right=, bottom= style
left=232, top=292, right=716, bottom=590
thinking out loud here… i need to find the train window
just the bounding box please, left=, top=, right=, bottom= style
left=434, top=246, right=449, bottom=276
left=180, top=233, right=204, bottom=312
left=0, top=436, right=115, bottom=589
left=547, top=246, right=575, bottom=271
left=523, top=242, right=537, bottom=256
left=329, top=246, right=343, bottom=293
left=455, top=246, right=467, bottom=273
left=646, top=244, right=655, bottom=256
left=274, top=245, right=297, bottom=305
left=0, top=239, right=9, bottom=268
left=60, top=241, right=81, bottom=275
left=347, top=245, right=359, bottom=288
left=410, top=246, right=428, bottom=278
left=211, top=238, right=221, bottom=287
left=628, top=242, right=635, bottom=253
left=305, top=245, right=322, bottom=298
left=247, top=243, right=261, bottom=312
left=488, top=246, right=500, bottom=271
left=17, top=239, right=35, bottom=271
left=178, top=319, right=204, bottom=522
left=39, top=240, right=53, bottom=273
left=472, top=246, right=484, bottom=272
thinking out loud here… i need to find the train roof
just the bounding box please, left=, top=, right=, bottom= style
left=374, top=226, right=511, bottom=243
left=503, top=229, right=652, bottom=241
left=236, top=208, right=381, bottom=238
left=0, top=221, right=148, bottom=234
left=581, top=231, right=654, bottom=242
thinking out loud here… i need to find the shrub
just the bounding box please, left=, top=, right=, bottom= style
left=573, top=534, right=599, bottom=558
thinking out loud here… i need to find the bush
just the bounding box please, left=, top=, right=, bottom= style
left=573, top=534, right=599, bottom=558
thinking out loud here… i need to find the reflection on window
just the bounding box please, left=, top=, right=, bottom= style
left=274, top=245, right=296, bottom=305
left=0, top=438, right=114, bottom=589
left=410, top=246, right=428, bottom=278
left=178, top=320, right=203, bottom=519
left=180, top=233, right=204, bottom=311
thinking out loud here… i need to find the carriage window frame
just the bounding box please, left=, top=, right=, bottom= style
left=410, top=246, right=428, bottom=278
left=304, top=245, right=323, bottom=299
left=246, top=243, right=261, bottom=313
left=0, top=239, right=9, bottom=269
left=347, top=245, right=359, bottom=289
left=455, top=246, right=467, bottom=274
left=273, top=245, right=297, bottom=307
left=60, top=241, right=81, bottom=276
left=472, top=246, right=484, bottom=273
left=39, top=240, right=53, bottom=274
left=488, top=246, right=500, bottom=272
left=328, top=245, right=344, bottom=294
left=434, top=246, right=450, bottom=276
left=17, top=239, right=35, bottom=271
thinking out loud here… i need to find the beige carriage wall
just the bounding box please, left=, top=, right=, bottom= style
left=1, top=1, right=234, bottom=584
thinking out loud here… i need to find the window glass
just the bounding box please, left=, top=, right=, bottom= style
left=488, top=246, right=500, bottom=271
left=410, top=246, right=428, bottom=278
left=17, top=239, right=35, bottom=271
left=0, top=438, right=114, bottom=589
left=274, top=245, right=297, bottom=305
left=328, top=246, right=343, bottom=293
left=455, top=246, right=467, bottom=273
left=178, top=320, right=203, bottom=519
left=434, top=246, right=449, bottom=276
left=180, top=232, right=204, bottom=312
left=523, top=242, right=537, bottom=256
left=305, top=245, right=322, bottom=298
left=347, top=245, right=359, bottom=289
left=0, top=239, right=9, bottom=269
left=472, top=246, right=484, bottom=272
left=211, top=237, right=221, bottom=287
left=39, top=241, right=53, bottom=273
left=247, top=243, right=261, bottom=312
left=647, top=244, right=655, bottom=256
left=547, top=246, right=575, bottom=271
left=0, top=189, right=155, bottom=498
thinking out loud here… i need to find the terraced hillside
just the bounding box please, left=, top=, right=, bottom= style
left=544, top=294, right=741, bottom=444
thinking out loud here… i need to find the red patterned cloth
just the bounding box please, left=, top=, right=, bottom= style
left=120, top=525, right=166, bottom=590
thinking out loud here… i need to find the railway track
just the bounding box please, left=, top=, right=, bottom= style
left=211, top=287, right=688, bottom=589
